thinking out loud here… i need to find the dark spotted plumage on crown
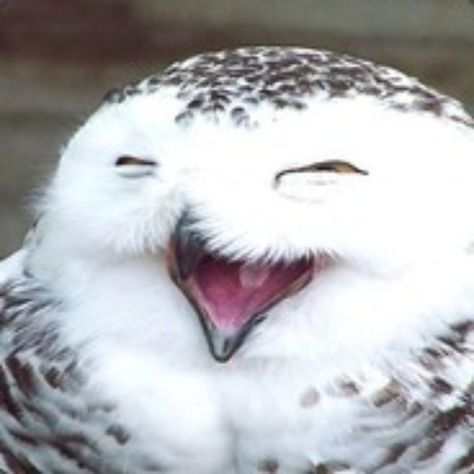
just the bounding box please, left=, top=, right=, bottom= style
left=103, top=46, right=473, bottom=128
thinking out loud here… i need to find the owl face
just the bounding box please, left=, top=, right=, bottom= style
left=39, top=48, right=474, bottom=360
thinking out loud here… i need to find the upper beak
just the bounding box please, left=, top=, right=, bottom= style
left=167, top=213, right=249, bottom=362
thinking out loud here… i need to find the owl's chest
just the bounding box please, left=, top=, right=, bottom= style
left=99, top=361, right=394, bottom=474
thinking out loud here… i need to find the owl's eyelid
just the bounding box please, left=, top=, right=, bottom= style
left=115, top=155, right=158, bottom=167
left=274, top=160, right=368, bottom=184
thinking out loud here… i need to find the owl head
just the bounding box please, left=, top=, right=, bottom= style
left=33, top=47, right=474, bottom=361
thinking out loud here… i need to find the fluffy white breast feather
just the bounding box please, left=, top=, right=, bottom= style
left=1, top=47, right=473, bottom=473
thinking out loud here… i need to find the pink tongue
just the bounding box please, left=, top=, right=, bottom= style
left=193, top=256, right=312, bottom=332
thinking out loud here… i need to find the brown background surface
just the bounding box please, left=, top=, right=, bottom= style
left=1, top=0, right=473, bottom=257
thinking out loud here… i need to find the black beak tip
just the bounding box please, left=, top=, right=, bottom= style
left=205, top=328, right=243, bottom=363
left=173, top=213, right=206, bottom=281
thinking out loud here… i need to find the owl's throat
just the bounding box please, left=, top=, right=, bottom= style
left=167, top=221, right=315, bottom=362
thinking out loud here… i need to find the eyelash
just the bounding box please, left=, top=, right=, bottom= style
left=275, top=160, right=368, bottom=183
left=115, top=156, right=157, bottom=167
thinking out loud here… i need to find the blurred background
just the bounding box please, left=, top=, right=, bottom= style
left=0, top=0, right=473, bottom=258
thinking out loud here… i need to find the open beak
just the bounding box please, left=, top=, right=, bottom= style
left=166, top=213, right=315, bottom=362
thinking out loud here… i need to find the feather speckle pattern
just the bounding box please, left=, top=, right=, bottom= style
left=1, top=47, right=474, bottom=472
left=105, top=47, right=473, bottom=127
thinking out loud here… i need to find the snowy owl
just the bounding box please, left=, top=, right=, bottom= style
left=1, top=46, right=474, bottom=473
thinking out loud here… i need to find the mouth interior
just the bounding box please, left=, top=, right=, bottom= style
left=189, top=254, right=314, bottom=333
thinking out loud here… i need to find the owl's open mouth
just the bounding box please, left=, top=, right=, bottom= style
left=167, top=216, right=317, bottom=362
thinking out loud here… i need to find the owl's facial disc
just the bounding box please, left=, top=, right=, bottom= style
left=167, top=218, right=315, bottom=362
